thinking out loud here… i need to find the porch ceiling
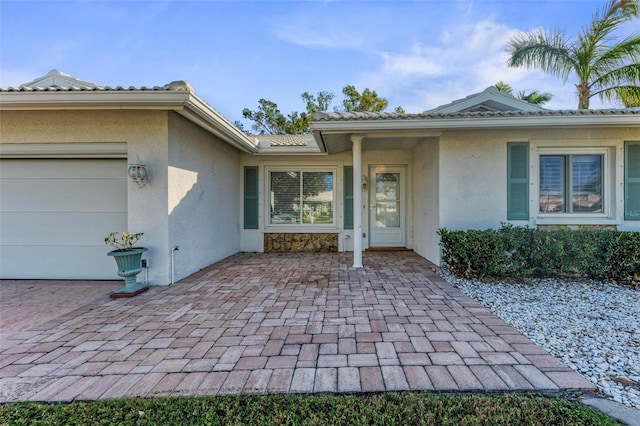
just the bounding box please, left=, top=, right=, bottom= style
left=315, top=132, right=439, bottom=154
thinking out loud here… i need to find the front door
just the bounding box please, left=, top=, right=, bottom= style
left=369, top=166, right=405, bottom=247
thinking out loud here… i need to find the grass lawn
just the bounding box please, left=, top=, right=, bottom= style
left=0, top=392, right=618, bottom=425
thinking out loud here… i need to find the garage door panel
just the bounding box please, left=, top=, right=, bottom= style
left=1, top=178, right=127, bottom=212
left=1, top=212, right=127, bottom=245
left=0, top=158, right=128, bottom=279
left=0, top=159, right=127, bottom=179
left=0, top=246, right=120, bottom=280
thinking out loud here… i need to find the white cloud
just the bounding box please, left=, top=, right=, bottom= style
left=357, top=18, right=592, bottom=111
left=378, top=46, right=447, bottom=78
left=277, top=31, right=366, bottom=50
left=271, top=20, right=368, bottom=50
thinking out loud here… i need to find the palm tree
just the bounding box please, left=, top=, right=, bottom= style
left=495, top=81, right=553, bottom=105
left=506, top=0, right=640, bottom=109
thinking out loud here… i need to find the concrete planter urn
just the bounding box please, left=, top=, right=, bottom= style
left=105, top=232, right=149, bottom=298
left=107, top=248, right=148, bottom=298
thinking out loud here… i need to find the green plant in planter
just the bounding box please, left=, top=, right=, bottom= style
left=105, top=231, right=144, bottom=251
left=105, top=232, right=148, bottom=298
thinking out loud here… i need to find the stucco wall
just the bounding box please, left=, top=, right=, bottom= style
left=438, top=127, right=640, bottom=233
left=168, top=112, right=240, bottom=283
left=412, top=138, right=440, bottom=264
left=0, top=110, right=171, bottom=284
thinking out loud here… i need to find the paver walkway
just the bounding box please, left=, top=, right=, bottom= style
left=0, top=280, right=121, bottom=338
left=0, top=252, right=594, bottom=402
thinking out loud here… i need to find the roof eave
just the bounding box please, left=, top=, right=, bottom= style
left=310, top=114, right=640, bottom=133
left=0, top=90, right=191, bottom=109
left=311, top=130, right=329, bottom=153
left=0, top=90, right=258, bottom=154
left=182, top=94, right=258, bottom=153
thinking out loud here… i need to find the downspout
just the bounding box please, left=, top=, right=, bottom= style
left=352, top=134, right=364, bottom=268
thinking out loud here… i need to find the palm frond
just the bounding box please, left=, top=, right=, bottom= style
left=582, top=0, right=640, bottom=49
left=495, top=81, right=514, bottom=94
left=617, top=86, right=640, bottom=106
left=517, top=90, right=553, bottom=105
left=591, top=62, right=640, bottom=90
left=592, top=34, right=640, bottom=75
left=506, top=29, right=575, bottom=80
left=592, top=84, right=640, bottom=106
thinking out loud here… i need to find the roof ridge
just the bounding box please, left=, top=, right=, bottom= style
left=1, top=70, right=195, bottom=94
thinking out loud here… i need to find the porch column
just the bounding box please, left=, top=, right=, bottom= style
left=351, top=134, right=364, bottom=268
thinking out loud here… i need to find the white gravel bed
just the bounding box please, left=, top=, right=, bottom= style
left=441, top=271, right=640, bottom=409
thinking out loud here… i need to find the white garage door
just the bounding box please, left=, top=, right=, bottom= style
left=0, top=159, right=127, bottom=279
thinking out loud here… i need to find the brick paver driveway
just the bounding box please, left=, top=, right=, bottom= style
left=0, top=251, right=594, bottom=402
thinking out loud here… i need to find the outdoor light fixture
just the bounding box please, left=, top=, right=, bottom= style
left=128, top=156, right=149, bottom=188
left=362, top=175, right=368, bottom=191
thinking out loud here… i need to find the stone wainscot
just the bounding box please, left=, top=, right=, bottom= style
left=264, top=233, right=338, bottom=253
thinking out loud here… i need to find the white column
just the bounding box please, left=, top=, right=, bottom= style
left=351, top=134, right=364, bottom=268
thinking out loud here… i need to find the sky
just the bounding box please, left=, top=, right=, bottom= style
left=1, top=0, right=638, bottom=129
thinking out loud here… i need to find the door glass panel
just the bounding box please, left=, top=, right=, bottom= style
left=375, top=173, right=400, bottom=228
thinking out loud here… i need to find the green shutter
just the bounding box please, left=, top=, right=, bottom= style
left=625, top=141, right=640, bottom=220
left=507, top=142, right=529, bottom=220
left=344, top=166, right=353, bottom=229
left=244, top=166, right=259, bottom=229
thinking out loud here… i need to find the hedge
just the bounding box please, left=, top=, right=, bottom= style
left=438, top=225, right=640, bottom=285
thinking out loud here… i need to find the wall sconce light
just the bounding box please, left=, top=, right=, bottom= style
left=362, top=175, right=368, bottom=191
left=128, top=156, right=149, bottom=188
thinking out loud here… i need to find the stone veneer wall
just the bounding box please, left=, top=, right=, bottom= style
left=264, top=233, right=338, bottom=253
left=537, top=225, right=618, bottom=231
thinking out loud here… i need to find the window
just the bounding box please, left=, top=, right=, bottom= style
left=539, top=154, right=603, bottom=213
left=269, top=170, right=334, bottom=225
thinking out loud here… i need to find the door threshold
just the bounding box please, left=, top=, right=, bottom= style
left=365, top=247, right=413, bottom=252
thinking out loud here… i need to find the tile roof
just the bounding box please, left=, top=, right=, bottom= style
left=0, top=82, right=194, bottom=93
left=255, top=134, right=313, bottom=147
left=313, top=108, right=640, bottom=121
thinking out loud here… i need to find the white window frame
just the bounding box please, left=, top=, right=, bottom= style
left=264, top=165, right=339, bottom=232
left=535, top=147, right=611, bottom=223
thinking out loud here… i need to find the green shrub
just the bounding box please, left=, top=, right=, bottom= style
left=438, top=225, right=640, bottom=286
left=438, top=229, right=508, bottom=279
left=604, top=232, right=640, bottom=283
left=499, top=224, right=535, bottom=276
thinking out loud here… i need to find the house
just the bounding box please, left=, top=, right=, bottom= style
left=1, top=70, right=638, bottom=284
